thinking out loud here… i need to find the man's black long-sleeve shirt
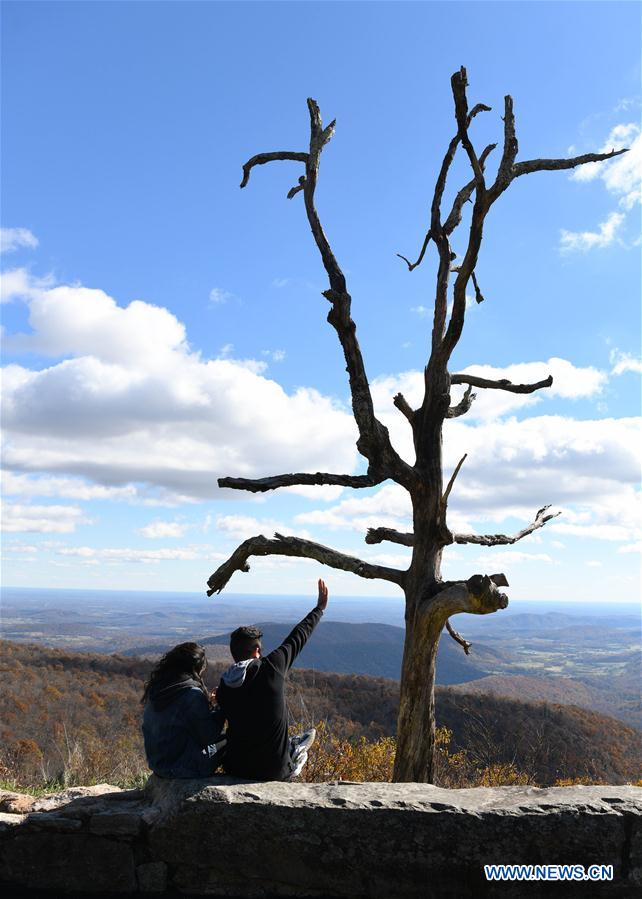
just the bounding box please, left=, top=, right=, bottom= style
left=217, top=606, right=323, bottom=781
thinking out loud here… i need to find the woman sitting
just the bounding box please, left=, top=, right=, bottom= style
left=142, top=642, right=225, bottom=778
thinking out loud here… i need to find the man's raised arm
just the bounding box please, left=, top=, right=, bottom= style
left=266, top=579, right=328, bottom=673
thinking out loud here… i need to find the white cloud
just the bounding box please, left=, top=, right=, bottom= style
left=209, top=287, right=233, bottom=304
left=294, top=415, right=640, bottom=548
left=0, top=268, right=53, bottom=304
left=261, top=349, right=286, bottom=362
left=0, top=228, right=38, bottom=254
left=550, top=522, right=633, bottom=542
left=57, top=546, right=203, bottom=564
left=296, top=484, right=413, bottom=532
left=562, top=124, right=641, bottom=255
left=610, top=349, right=642, bottom=376
left=369, top=359, right=607, bottom=455
left=1, top=471, right=138, bottom=502
left=1, top=279, right=358, bottom=500
left=5, top=283, right=189, bottom=364
left=215, top=514, right=313, bottom=542
left=139, top=520, right=188, bottom=539
left=559, top=211, right=625, bottom=253
left=1, top=502, right=91, bottom=533
left=472, top=550, right=554, bottom=566
left=586, top=560, right=603, bottom=567
left=618, top=541, right=642, bottom=554
left=571, top=124, right=642, bottom=210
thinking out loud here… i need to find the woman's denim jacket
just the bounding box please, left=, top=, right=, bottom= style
left=143, top=678, right=225, bottom=778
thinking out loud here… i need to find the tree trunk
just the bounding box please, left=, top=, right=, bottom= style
left=393, top=593, right=444, bottom=782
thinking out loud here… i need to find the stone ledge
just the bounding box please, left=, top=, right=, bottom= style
left=0, top=780, right=640, bottom=897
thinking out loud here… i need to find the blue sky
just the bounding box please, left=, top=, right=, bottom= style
left=1, top=1, right=640, bottom=604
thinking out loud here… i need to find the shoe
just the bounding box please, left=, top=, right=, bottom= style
left=290, top=728, right=316, bottom=755
left=290, top=750, right=308, bottom=779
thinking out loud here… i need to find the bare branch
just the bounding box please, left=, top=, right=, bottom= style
left=397, top=108, right=491, bottom=273
left=451, top=67, right=485, bottom=188
left=447, top=385, right=476, bottom=418
left=442, top=453, right=467, bottom=510
left=470, top=271, right=485, bottom=304
left=368, top=505, right=560, bottom=551
left=240, top=152, right=309, bottom=189
left=287, top=176, right=306, bottom=199
left=218, top=470, right=385, bottom=494
left=513, top=148, right=627, bottom=179
left=206, top=532, right=405, bottom=595
left=397, top=229, right=432, bottom=272
left=450, top=372, right=553, bottom=393
left=492, top=95, right=518, bottom=197
left=446, top=619, right=472, bottom=655
left=442, top=143, right=496, bottom=236
left=453, top=505, right=561, bottom=546
left=393, top=393, right=415, bottom=424
left=365, top=527, right=414, bottom=547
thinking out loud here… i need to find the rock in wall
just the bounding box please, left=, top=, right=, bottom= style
left=1, top=777, right=641, bottom=897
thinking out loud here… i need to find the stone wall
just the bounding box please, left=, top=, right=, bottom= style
left=1, top=777, right=640, bottom=897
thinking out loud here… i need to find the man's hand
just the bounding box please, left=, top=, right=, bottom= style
left=316, top=578, right=329, bottom=611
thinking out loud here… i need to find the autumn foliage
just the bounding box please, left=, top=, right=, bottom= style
left=1, top=641, right=639, bottom=792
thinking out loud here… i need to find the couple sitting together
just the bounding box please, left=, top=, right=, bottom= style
left=142, top=579, right=328, bottom=781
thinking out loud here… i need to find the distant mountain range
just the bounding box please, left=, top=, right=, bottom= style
left=4, top=587, right=639, bottom=730
left=131, top=620, right=498, bottom=685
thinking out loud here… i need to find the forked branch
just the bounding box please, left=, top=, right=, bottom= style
left=447, top=385, right=476, bottom=418
left=206, top=532, right=405, bottom=595
left=453, top=505, right=561, bottom=546
left=366, top=506, right=560, bottom=548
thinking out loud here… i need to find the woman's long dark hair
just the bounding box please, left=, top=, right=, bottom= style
left=142, top=641, right=208, bottom=704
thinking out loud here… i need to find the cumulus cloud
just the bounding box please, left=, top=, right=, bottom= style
left=1, top=502, right=91, bottom=533
left=559, top=211, right=625, bottom=253
left=1, top=471, right=138, bottom=502
left=571, top=124, right=642, bottom=210
left=0, top=228, right=38, bottom=254
left=610, top=349, right=642, bottom=376
left=561, top=123, right=641, bottom=254
left=1, top=278, right=358, bottom=500
left=295, top=415, right=640, bottom=549
left=0, top=268, right=54, bottom=304
left=57, top=546, right=203, bottom=564
left=139, top=520, right=188, bottom=539
left=471, top=550, right=554, bottom=566
left=369, top=359, right=607, bottom=463
left=215, top=514, right=314, bottom=542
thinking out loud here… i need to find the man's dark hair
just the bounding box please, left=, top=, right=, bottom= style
left=229, top=625, right=263, bottom=662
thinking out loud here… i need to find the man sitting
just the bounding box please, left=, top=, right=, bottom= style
left=216, top=579, right=328, bottom=781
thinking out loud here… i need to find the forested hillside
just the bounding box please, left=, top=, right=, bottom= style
left=1, top=641, right=639, bottom=789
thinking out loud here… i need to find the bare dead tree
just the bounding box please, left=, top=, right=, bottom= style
left=207, top=68, right=626, bottom=782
